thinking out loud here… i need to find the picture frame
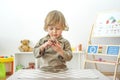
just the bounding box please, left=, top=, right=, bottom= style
left=107, top=46, right=119, bottom=55
left=87, top=46, right=98, bottom=54
left=92, top=11, right=120, bottom=37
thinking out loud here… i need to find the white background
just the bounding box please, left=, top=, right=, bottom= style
left=0, top=0, right=120, bottom=55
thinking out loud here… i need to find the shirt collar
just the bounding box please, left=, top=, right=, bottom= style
left=45, top=34, right=63, bottom=43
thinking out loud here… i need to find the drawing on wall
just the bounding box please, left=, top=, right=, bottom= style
left=107, top=46, right=119, bottom=55
left=93, top=11, right=120, bottom=37
left=88, top=46, right=98, bottom=54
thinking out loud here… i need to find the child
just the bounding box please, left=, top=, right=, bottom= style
left=33, top=10, right=73, bottom=72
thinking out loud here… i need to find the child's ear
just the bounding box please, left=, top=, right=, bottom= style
left=45, top=29, right=48, bottom=32
left=64, top=27, right=69, bottom=31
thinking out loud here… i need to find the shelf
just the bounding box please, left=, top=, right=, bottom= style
left=14, top=52, right=36, bottom=72
left=14, top=52, right=33, bottom=54
left=87, top=53, right=118, bottom=57
left=86, top=60, right=116, bottom=65
left=72, top=51, right=84, bottom=54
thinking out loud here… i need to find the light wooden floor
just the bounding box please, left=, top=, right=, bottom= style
left=108, top=76, right=120, bottom=80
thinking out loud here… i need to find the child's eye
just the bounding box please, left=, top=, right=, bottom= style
left=48, top=26, right=61, bottom=30
left=49, top=27, right=53, bottom=30
left=56, top=28, right=61, bottom=30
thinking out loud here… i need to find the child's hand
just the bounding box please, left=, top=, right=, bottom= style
left=50, top=37, right=57, bottom=45
left=44, top=39, right=53, bottom=47
left=50, top=40, right=57, bottom=45
left=49, top=37, right=62, bottom=52
left=51, top=41, right=64, bottom=56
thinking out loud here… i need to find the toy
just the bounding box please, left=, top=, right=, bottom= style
left=26, top=62, right=35, bottom=69
left=0, top=63, right=6, bottom=78
left=19, top=39, right=33, bottom=52
left=78, top=44, right=82, bottom=51
left=16, top=64, right=24, bottom=71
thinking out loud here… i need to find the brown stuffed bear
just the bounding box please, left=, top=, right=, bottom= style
left=19, top=39, right=33, bottom=52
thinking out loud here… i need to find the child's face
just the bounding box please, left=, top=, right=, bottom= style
left=47, top=24, right=63, bottom=39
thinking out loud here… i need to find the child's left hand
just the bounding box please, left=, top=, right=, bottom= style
left=51, top=41, right=64, bottom=56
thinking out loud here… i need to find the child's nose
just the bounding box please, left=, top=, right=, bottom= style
left=53, top=28, right=57, bottom=33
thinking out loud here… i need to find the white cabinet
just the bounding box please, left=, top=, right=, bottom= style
left=14, top=51, right=84, bottom=72
left=14, top=52, right=36, bottom=72
left=66, top=51, right=85, bottom=69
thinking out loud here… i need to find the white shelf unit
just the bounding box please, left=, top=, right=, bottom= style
left=66, top=51, right=85, bottom=69
left=14, top=52, right=36, bottom=72
left=13, top=51, right=85, bottom=72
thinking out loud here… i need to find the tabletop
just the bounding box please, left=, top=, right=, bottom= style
left=7, top=69, right=110, bottom=80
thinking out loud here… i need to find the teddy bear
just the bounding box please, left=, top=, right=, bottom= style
left=19, top=39, right=33, bottom=52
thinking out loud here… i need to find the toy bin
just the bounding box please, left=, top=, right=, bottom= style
left=0, top=63, right=6, bottom=78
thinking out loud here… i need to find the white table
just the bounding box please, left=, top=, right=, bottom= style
left=7, top=69, right=110, bottom=80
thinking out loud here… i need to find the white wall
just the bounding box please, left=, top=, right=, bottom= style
left=0, top=0, right=120, bottom=55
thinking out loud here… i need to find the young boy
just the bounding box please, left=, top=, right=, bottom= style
left=33, top=10, right=73, bottom=72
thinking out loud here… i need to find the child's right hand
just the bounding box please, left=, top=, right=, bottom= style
left=43, top=39, right=53, bottom=48
left=40, top=40, right=52, bottom=51
left=41, top=39, right=57, bottom=50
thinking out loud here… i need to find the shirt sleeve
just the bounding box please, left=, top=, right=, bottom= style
left=33, top=39, right=45, bottom=58
left=61, top=40, right=73, bottom=61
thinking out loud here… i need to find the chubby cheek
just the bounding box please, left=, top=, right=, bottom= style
left=48, top=31, right=53, bottom=36
left=57, top=31, right=62, bottom=36
left=49, top=33, right=54, bottom=37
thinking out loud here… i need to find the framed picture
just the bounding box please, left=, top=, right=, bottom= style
left=93, top=11, right=120, bottom=37
left=87, top=46, right=98, bottom=54
left=107, top=46, right=119, bottom=55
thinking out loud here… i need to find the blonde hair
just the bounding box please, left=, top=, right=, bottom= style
left=44, top=10, right=68, bottom=31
